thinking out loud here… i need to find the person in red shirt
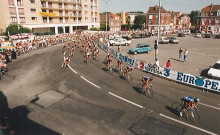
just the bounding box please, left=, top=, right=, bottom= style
left=165, top=60, right=171, bottom=69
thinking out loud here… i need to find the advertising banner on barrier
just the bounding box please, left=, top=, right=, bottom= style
left=138, top=61, right=220, bottom=92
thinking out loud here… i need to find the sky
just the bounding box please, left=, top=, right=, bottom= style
left=99, top=0, right=220, bottom=14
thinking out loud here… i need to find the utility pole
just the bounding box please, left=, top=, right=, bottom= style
left=103, top=0, right=111, bottom=35
left=155, top=0, right=161, bottom=60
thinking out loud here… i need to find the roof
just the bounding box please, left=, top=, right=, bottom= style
left=138, top=43, right=149, bottom=46
left=201, top=4, right=220, bottom=12
left=147, top=6, right=170, bottom=14
left=110, top=13, right=121, bottom=20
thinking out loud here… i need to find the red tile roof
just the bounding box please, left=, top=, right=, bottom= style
left=147, top=6, right=170, bottom=14
left=201, top=4, right=220, bottom=12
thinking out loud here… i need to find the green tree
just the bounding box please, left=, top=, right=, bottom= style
left=100, top=23, right=110, bottom=31
left=5, top=24, right=32, bottom=36
left=189, top=10, right=199, bottom=26
left=134, top=15, right=146, bottom=25
left=126, top=16, right=131, bottom=30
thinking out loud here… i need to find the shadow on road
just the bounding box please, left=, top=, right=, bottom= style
left=165, top=106, right=180, bottom=117
left=169, top=58, right=183, bottom=63
left=0, top=91, right=61, bottom=135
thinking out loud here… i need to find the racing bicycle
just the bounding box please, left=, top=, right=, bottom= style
left=172, top=99, right=200, bottom=124
left=136, top=83, right=153, bottom=98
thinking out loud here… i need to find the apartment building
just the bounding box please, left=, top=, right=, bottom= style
left=146, top=6, right=191, bottom=33
left=0, top=0, right=100, bottom=35
left=100, top=12, right=121, bottom=32
left=196, top=4, right=220, bottom=34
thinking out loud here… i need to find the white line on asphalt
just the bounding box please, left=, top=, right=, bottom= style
left=108, top=92, right=144, bottom=108
left=200, top=103, right=220, bottom=111
left=80, top=76, right=101, bottom=89
left=68, top=65, right=78, bottom=74
left=159, top=113, right=218, bottom=135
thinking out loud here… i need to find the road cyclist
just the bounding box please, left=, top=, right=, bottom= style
left=105, top=54, right=113, bottom=73
left=116, top=59, right=124, bottom=73
left=136, top=76, right=154, bottom=97
left=61, top=55, right=70, bottom=68
left=121, top=66, right=133, bottom=82
left=172, top=96, right=200, bottom=123
left=84, top=49, right=91, bottom=63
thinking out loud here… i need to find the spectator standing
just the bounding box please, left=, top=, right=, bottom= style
left=165, top=60, right=171, bottom=69
left=154, top=58, right=160, bottom=69
left=179, top=48, right=183, bottom=61
left=184, top=49, right=188, bottom=62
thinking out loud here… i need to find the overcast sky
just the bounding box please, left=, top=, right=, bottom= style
left=99, top=0, right=220, bottom=14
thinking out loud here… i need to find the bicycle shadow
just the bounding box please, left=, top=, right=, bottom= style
left=132, top=86, right=143, bottom=94
left=165, top=106, right=180, bottom=117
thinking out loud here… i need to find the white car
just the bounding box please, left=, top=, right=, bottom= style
left=109, top=38, right=132, bottom=46
left=196, top=33, right=202, bottom=38
left=158, top=37, right=169, bottom=44
left=208, top=60, right=220, bottom=79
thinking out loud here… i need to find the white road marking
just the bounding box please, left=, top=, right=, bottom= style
left=68, top=65, right=78, bottom=74
left=80, top=76, right=101, bottom=89
left=200, top=103, right=220, bottom=111
left=108, top=92, right=144, bottom=108
left=159, top=113, right=218, bottom=135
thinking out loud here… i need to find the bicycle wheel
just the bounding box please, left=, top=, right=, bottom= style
left=145, top=87, right=153, bottom=98
left=172, top=102, right=182, bottom=116
left=136, top=83, right=143, bottom=93
left=127, top=74, right=132, bottom=82
left=187, top=110, right=200, bottom=124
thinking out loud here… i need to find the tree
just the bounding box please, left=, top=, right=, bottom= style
left=5, top=24, right=32, bottom=36
left=126, top=16, right=131, bottom=30
left=189, top=10, right=199, bottom=26
left=100, top=23, right=110, bottom=31
left=134, top=15, right=146, bottom=25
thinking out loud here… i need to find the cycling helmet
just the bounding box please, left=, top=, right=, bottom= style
left=150, top=77, right=154, bottom=80
left=131, top=67, right=134, bottom=70
left=155, top=58, right=158, bottom=61
left=194, top=97, right=200, bottom=103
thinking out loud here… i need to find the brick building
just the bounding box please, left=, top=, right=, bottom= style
left=146, top=6, right=171, bottom=33
left=196, top=4, right=220, bottom=34
left=146, top=6, right=191, bottom=34
left=100, top=12, right=121, bottom=32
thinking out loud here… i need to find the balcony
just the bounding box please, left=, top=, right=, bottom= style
left=10, top=12, right=17, bottom=15
left=49, top=20, right=53, bottom=23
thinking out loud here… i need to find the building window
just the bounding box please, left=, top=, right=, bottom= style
left=31, top=8, right=36, bottom=12
left=30, top=0, right=35, bottom=3
left=85, top=17, right=88, bottom=20
left=202, top=19, right=205, bottom=25
left=216, top=19, right=219, bottom=25
left=31, top=17, right=37, bottom=20
left=8, top=0, right=15, bottom=5
left=149, top=19, right=153, bottom=25
left=9, top=7, right=16, bottom=15
left=43, top=17, right=47, bottom=23
left=19, top=17, right=25, bottom=23
left=85, top=11, right=88, bottom=14
left=11, top=17, right=17, bottom=22
left=18, top=8, right=24, bottom=15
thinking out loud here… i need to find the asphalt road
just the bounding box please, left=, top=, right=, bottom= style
left=0, top=44, right=220, bottom=135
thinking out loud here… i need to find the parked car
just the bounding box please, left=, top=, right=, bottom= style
left=196, top=33, right=202, bottom=38
left=207, top=60, right=220, bottom=79
left=122, top=35, right=132, bottom=40
left=204, top=33, right=211, bottom=38
left=131, top=33, right=141, bottom=39
left=138, top=33, right=146, bottom=38
left=128, top=43, right=152, bottom=55
left=167, top=37, right=179, bottom=44
left=215, top=35, right=220, bottom=39
left=109, top=38, right=132, bottom=46
left=182, top=30, right=191, bottom=35
left=158, top=37, right=169, bottom=44
left=178, top=33, right=185, bottom=37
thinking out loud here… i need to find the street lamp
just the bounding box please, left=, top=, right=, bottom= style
left=155, top=0, right=161, bottom=60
